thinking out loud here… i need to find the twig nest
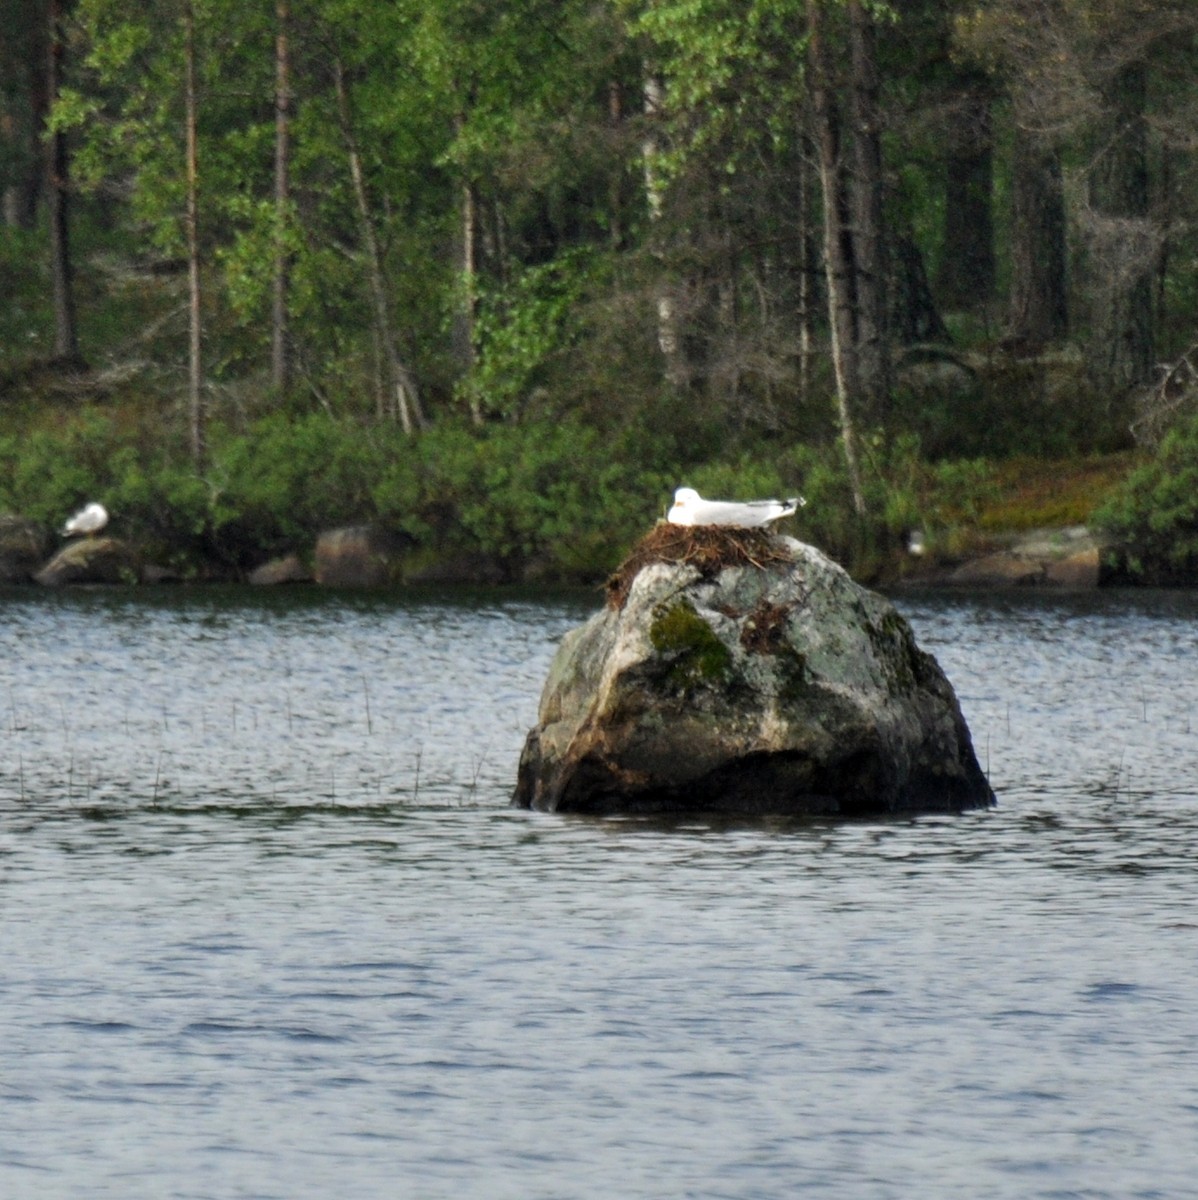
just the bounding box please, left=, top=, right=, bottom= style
left=605, top=522, right=793, bottom=611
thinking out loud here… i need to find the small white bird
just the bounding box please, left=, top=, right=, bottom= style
left=62, top=502, right=109, bottom=538
left=667, top=486, right=805, bottom=528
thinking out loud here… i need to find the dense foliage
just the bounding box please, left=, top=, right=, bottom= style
left=3, top=0, right=1198, bottom=576
left=0, top=405, right=898, bottom=576
left=1095, top=415, right=1198, bottom=584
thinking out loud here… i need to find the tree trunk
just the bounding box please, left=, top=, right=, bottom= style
left=46, top=0, right=81, bottom=366
left=807, top=0, right=865, bottom=517
left=1155, top=148, right=1170, bottom=336
left=607, top=80, right=624, bottom=251
left=1008, top=126, right=1067, bottom=347
left=333, top=56, right=423, bottom=434
left=642, top=70, right=683, bottom=387
left=938, top=80, right=995, bottom=309
left=801, top=140, right=821, bottom=408
left=184, top=1, right=204, bottom=467
left=4, top=141, right=43, bottom=229
left=1087, top=60, right=1153, bottom=392
left=2, top=1, right=47, bottom=230
left=890, top=226, right=949, bottom=345
left=796, top=138, right=818, bottom=408
left=271, top=0, right=292, bottom=398
left=846, top=0, right=888, bottom=420
left=451, top=110, right=480, bottom=426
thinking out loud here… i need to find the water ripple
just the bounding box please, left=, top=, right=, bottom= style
left=2, top=586, right=1198, bottom=1198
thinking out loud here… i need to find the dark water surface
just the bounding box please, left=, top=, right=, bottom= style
left=2, top=584, right=1196, bottom=1199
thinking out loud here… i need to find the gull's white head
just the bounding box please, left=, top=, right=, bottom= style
left=668, top=487, right=700, bottom=526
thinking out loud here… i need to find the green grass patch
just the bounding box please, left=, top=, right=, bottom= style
left=974, top=454, right=1137, bottom=532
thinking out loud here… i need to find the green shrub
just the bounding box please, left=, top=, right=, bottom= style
left=207, top=412, right=387, bottom=559
left=108, top=458, right=212, bottom=569
left=0, top=399, right=1023, bottom=583
left=457, top=250, right=599, bottom=422
left=782, top=443, right=870, bottom=562
left=1094, top=416, right=1198, bottom=583
left=376, top=420, right=668, bottom=577
left=0, top=409, right=128, bottom=526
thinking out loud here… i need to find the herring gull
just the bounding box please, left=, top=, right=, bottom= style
left=667, top=487, right=805, bottom=528
left=62, top=502, right=109, bottom=538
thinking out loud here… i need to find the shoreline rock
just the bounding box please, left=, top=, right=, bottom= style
left=247, top=553, right=312, bottom=585
left=0, top=516, right=53, bottom=583
left=34, top=536, right=141, bottom=586
left=898, top=525, right=1110, bottom=589
left=313, top=525, right=409, bottom=588
left=0, top=510, right=1130, bottom=592
left=513, top=527, right=995, bottom=819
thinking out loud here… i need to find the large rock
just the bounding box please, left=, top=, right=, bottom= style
left=247, top=553, right=311, bottom=585
left=513, top=527, right=994, bottom=818
left=947, top=552, right=1044, bottom=587
left=942, top=526, right=1107, bottom=589
left=0, top=516, right=53, bottom=583
left=314, top=524, right=408, bottom=588
left=34, top=536, right=141, bottom=586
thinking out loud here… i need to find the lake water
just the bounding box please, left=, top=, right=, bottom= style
left=2, top=583, right=1197, bottom=1199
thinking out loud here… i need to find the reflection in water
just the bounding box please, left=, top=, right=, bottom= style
left=2, top=585, right=1197, bottom=1198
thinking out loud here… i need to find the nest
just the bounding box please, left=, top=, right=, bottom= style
left=604, top=523, right=794, bottom=610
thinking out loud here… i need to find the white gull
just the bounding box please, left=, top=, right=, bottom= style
left=62, top=502, right=109, bottom=538
left=667, top=487, right=805, bottom=528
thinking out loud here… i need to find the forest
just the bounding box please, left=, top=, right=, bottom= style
left=3, top=0, right=1198, bottom=582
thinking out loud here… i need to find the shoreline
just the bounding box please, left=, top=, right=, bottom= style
left=0, top=515, right=1138, bottom=593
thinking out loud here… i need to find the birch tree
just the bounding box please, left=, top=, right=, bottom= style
left=332, top=53, right=424, bottom=433
left=807, top=0, right=866, bottom=514
left=55, top=0, right=232, bottom=458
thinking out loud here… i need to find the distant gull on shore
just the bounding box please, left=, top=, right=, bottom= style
left=667, top=487, right=805, bottom=528
left=62, top=502, right=109, bottom=538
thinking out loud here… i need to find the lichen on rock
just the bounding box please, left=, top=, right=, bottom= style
left=514, top=526, right=995, bottom=819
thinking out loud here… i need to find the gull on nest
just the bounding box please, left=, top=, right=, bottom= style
left=667, top=487, right=805, bottom=528
left=62, top=502, right=109, bottom=538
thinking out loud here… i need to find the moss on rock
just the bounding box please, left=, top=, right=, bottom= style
left=648, top=599, right=733, bottom=688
